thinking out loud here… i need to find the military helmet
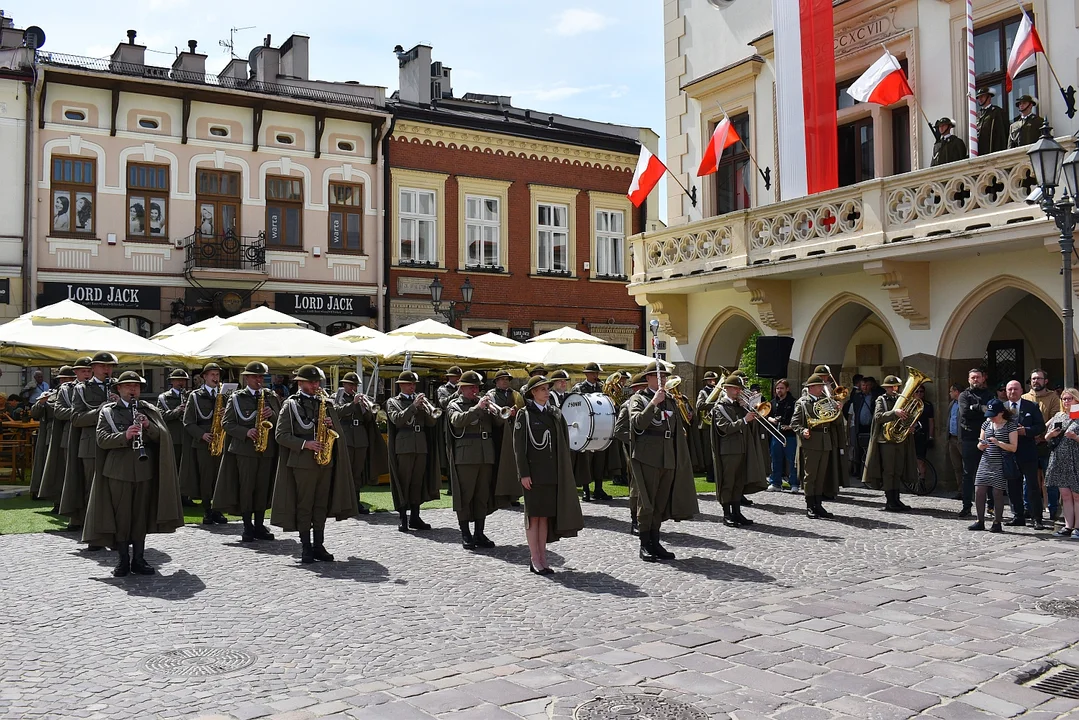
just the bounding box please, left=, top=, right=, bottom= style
left=114, top=370, right=145, bottom=386
left=458, top=370, right=483, bottom=386
left=294, top=365, right=325, bottom=383
left=549, top=369, right=570, bottom=381
left=396, top=370, right=420, bottom=384
left=55, top=365, right=76, bottom=379
left=202, top=362, right=223, bottom=374
left=523, top=375, right=554, bottom=397
left=341, top=372, right=361, bottom=385
left=168, top=368, right=190, bottom=380
left=73, top=356, right=93, bottom=369
left=241, top=361, right=269, bottom=376
left=91, top=351, right=118, bottom=365
left=583, top=362, right=603, bottom=374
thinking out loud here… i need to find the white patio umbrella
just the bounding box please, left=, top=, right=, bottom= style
left=333, top=324, right=385, bottom=342
left=339, top=318, right=522, bottom=371
left=0, top=300, right=186, bottom=366
left=165, top=306, right=372, bottom=371
left=471, top=332, right=521, bottom=347
left=507, top=326, right=652, bottom=372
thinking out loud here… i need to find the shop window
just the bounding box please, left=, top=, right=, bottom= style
left=51, top=156, right=96, bottom=236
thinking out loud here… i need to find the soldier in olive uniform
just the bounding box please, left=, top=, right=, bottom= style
left=157, top=369, right=189, bottom=471
left=447, top=370, right=504, bottom=549
left=792, top=374, right=843, bottom=519
left=695, top=371, right=719, bottom=485
left=975, top=87, right=1009, bottom=155
left=61, top=351, right=118, bottom=536
left=627, top=361, right=700, bottom=562
left=213, top=362, right=282, bottom=542
left=572, top=361, right=610, bottom=502
left=487, top=369, right=524, bottom=506
left=931, top=117, right=968, bottom=167
left=437, top=366, right=462, bottom=409
left=512, top=375, right=583, bottom=574
left=436, top=366, right=461, bottom=495
left=1009, top=95, right=1043, bottom=148
left=40, top=359, right=91, bottom=508
left=84, top=371, right=183, bottom=577
left=333, top=371, right=388, bottom=514
left=29, top=366, right=72, bottom=499
left=180, top=362, right=227, bottom=525
left=270, top=365, right=357, bottom=564
left=711, top=375, right=769, bottom=527
left=386, top=371, right=442, bottom=533
left=862, top=375, right=917, bottom=512
left=614, top=373, right=648, bottom=535
left=549, top=369, right=570, bottom=408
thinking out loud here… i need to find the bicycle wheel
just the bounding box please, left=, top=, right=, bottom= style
left=918, top=459, right=938, bottom=495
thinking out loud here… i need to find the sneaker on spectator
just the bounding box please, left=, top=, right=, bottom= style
left=765, top=485, right=782, bottom=492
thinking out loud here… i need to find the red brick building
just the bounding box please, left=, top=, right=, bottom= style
left=385, top=45, right=660, bottom=350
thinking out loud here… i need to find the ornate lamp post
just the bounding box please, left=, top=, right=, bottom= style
left=429, top=276, right=474, bottom=327
left=1028, top=122, right=1079, bottom=389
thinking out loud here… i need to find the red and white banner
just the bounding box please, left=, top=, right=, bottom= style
left=771, top=0, right=838, bottom=199
left=627, top=147, right=666, bottom=208
left=696, top=117, right=740, bottom=177
left=1007, top=13, right=1044, bottom=91
left=848, top=51, right=914, bottom=106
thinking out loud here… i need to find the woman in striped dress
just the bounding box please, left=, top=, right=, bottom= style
left=1045, top=388, right=1079, bottom=537
left=969, top=398, right=1018, bottom=534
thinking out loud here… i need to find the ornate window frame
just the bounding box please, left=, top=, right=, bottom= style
left=391, top=168, right=448, bottom=269
left=457, top=176, right=512, bottom=273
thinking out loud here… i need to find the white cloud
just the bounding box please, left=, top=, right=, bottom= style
left=515, top=83, right=611, bottom=103
left=552, top=9, right=613, bottom=36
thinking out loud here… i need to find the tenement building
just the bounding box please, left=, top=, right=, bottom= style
left=639, top=0, right=1078, bottom=402
left=386, top=44, right=661, bottom=349
left=29, top=29, right=390, bottom=387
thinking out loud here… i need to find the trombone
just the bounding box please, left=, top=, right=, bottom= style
left=735, top=390, right=787, bottom=447
left=818, top=364, right=850, bottom=402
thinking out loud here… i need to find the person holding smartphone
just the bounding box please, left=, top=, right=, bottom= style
left=1045, top=388, right=1079, bottom=537
left=970, top=399, right=1018, bottom=533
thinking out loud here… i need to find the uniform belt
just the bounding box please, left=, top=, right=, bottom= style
left=459, top=431, right=490, bottom=440
left=642, top=427, right=672, bottom=439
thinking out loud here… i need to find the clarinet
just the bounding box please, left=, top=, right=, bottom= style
left=131, top=401, right=150, bottom=462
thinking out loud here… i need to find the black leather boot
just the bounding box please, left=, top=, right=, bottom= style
left=130, top=538, right=155, bottom=575
left=806, top=496, right=820, bottom=519
left=357, top=495, right=370, bottom=515
left=582, top=485, right=591, bottom=502
left=733, top=503, right=754, bottom=526
left=398, top=510, right=409, bottom=532
left=252, top=512, right=275, bottom=540
left=722, top=503, right=738, bottom=527
left=639, top=532, right=657, bottom=562
left=300, top=529, right=315, bottom=564
left=593, top=480, right=611, bottom=501
left=211, top=508, right=228, bottom=524
left=815, top=497, right=834, bottom=519
left=312, top=526, right=334, bottom=561
left=630, top=511, right=639, bottom=536
left=460, top=520, right=476, bottom=549
left=241, top=513, right=256, bottom=542
left=740, top=496, right=754, bottom=506
left=473, top=517, right=495, bottom=548
left=895, top=492, right=911, bottom=511
left=113, top=544, right=130, bottom=577
left=409, top=504, right=431, bottom=530
left=651, top=528, right=675, bottom=560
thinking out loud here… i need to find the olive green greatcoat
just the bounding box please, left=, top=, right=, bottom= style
left=1009, top=112, right=1043, bottom=148
left=212, top=389, right=283, bottom=514
left=931, top=134, right=968, bottom=166
left=333, top=387, right=389, bottom=497
left=791, top=394, right=846, bottom=497
left=976, top=103, right=1009, bottom=154
left=156, top=388, right=187, bottom=453
left=385, top=393, right=442, bottom=511
left=37, top=382, right=76, bottom=501
left=861, top=394, right=919, bottom=492
left=627, top=390, right=700, bottom=524
left=710, top=396, right=771, bottom=504
left=695, top=386, right=716, bottom=473
left=81, top=401, right=183, bottom=548
left=28, top=395, right=53, bottom=497
left=178, top=386, right=225, bottom=500
left=60, top=380, right=111, bottom=525
left=446, top=395, right=503, bottom=521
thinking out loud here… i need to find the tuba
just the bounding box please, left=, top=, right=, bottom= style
left=602, top=371, right=625, bottom=406
left=253, top=389, right=273, bottom=453
left=208, top=389, right=226, bottom=456
left=314, top=390, right=339, bottom=466
left=882, top=367, right=931, bottom=443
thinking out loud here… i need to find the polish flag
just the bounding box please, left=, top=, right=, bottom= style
left=848, top=52, right=914, bottom=106
left=627, top=147, right=666, bottom=208
left=1006, top=13, right=1045, bottom=91
left=696, top=117, right=741, bottom=177
left=1069, top=404, right=1079, bottom=420
left=771, top=0, right=838, bottom=198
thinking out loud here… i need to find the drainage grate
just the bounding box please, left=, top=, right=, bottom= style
left=1034, top=599, right=1079, bottom=619
left=1025, top=665, right=1079, bottom=700
left=575, top=695, right=707, bottom=719
left=141, top=647, right=256, bottom=677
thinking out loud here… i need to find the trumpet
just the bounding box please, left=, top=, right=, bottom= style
left=482, top=396, right=514, bottom=419
left=353, top=391, right=380, bottom=414
left=417, top=394, right=443, bottom=420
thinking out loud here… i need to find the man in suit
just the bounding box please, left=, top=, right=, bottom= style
left=386, top=371, right=441, bottom=532
left=957, top=368, right=994, bottom=517
left=213, top=362, right=282, bottom=542
left=1009, top=95, right=1043, bottom=148
left=792, top=374, right=843, bottom=519
left=181, top=362, right=227, bottom=525
left=931, top=118, right=968, bottom=166
left=1004, top=379, right=1046, bottom=529
left=156, top=369, right=189, bottom=472
left=334, top=371, right=387, bottom=514
left=62, top=351, right=117, bottom=536
left=447, top=370, right=503, bottom=549
left=975, top=87, right=1009, bottom=155
left=572, top=362, right=610, bottom=501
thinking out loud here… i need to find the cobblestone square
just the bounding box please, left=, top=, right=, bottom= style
left=3, top=488, right=1079, bottom=719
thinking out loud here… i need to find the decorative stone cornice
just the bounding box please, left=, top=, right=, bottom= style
left=391, top=121, right=637, bottom=172
left=863, top=260, right=930, bottom=330
left=733, top=279, right=792, bottom=335
left=643, top=293, right=688, bottom=344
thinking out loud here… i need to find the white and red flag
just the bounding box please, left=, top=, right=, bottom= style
left=696, top=117, right=741, bottom=177
left=771, top=0, right=838, bottom=199
left=1006, top=13, right=1045, bottom=91
left=848, top=51, right=915, bottom=106
left=1070, top=404, right=1079, bottom=420
left=627, top=147, right=666, bottom=208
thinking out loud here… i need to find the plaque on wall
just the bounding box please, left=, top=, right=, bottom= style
left=510, top=328, right=532, bottom=343
left=855, top=343, right=883, bottom=366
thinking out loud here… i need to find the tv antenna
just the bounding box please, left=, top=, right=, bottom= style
left=219, top=26, right=254, bottom=58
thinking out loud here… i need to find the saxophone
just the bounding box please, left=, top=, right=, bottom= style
left=208, top=389, right=226, bottom=456
left=882, top=367, right=931, bottom=443
left=253, top=389, right=273, bottom=453
left=314, top=390, right=339, bottom=466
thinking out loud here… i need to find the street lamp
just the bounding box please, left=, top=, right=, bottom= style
left=429, top=276, right=474, bottom=327
left=1028, top=121, right=1079, bottom=389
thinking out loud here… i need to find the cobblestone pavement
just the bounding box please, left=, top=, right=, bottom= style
left=4, top=487, right=1079, bottom=719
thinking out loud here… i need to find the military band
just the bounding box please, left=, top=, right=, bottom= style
left=180, top=362, right=227, bottom=525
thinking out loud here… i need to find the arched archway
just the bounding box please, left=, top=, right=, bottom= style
left=695, top=307, right=763, bottom=370
left=937, top=275, right=1071, bottom=389
left=801, top=292, right=901, bottom=387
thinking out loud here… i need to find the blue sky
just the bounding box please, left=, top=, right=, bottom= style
left=6, top=0, right=666, bottom=216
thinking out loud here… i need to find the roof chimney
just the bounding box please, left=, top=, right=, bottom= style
left=279, top=34, right=309, bottom=80
left=218, top=57, right=249, bottom=84
left=171, top=38, right=207, bottom=80
left=249, top=41, right=281, bottom=83
left=397, top=44, right=432, bottom=105
left=110, top=29, right=145, bottom=72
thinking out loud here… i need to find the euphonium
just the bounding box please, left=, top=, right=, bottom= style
left=314, top=390, right=339, bottom=466
left=699, top=368, right=729, bottom=427
left=603, top=371, right=625, bottom=405
left=253, top=389, right=273, bottom=454
left=208, top=389, right=226, bottom=456
left=882, top=367, right=931, bottom=443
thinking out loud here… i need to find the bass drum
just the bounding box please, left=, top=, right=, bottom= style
left=561, top=392, right=615, bottom=452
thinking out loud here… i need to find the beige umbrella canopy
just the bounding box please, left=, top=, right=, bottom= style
left=338, top=319, right=522, bottom=371
left=472, top=332, right=521, bottom=347
left=332, top=324, right=385, bottom=342
left=507, top=326, right=652, bottom=372
left=0, top=300, right=185, bottom=367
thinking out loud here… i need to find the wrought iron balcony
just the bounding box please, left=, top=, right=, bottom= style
left=183, top=230, right=267, bottom=274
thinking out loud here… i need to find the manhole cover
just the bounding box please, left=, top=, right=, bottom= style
left=1034, top=599, right=1079, bottom=618
left=1024, top=664, right=1079, bottom=699
left=141, top=647, right=256, bottom=677
left=575, top=696, right=708, bottom=719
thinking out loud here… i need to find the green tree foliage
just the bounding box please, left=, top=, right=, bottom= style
left=738, top=331, right=770, bottom=400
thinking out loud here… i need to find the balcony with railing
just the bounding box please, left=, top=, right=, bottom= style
left=183, top=230, right=267, bottom=282
left=630, top=142, right=1072, bottom=290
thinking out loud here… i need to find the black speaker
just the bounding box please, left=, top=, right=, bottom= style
left=755, top=336, right=795, bottom=378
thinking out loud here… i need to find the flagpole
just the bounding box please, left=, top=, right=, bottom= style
left=716, top=102, right=772, bottom=190
left=1012, top=1, right=1076, bottom=117
left=665, top=169, right=698, bottom=208
left=880, top=43, right=939, bottom=141
left=966, top=0, right=979, bottom=156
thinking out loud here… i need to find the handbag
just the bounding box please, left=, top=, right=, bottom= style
left=1002, top=450, right=1021, bottom=481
